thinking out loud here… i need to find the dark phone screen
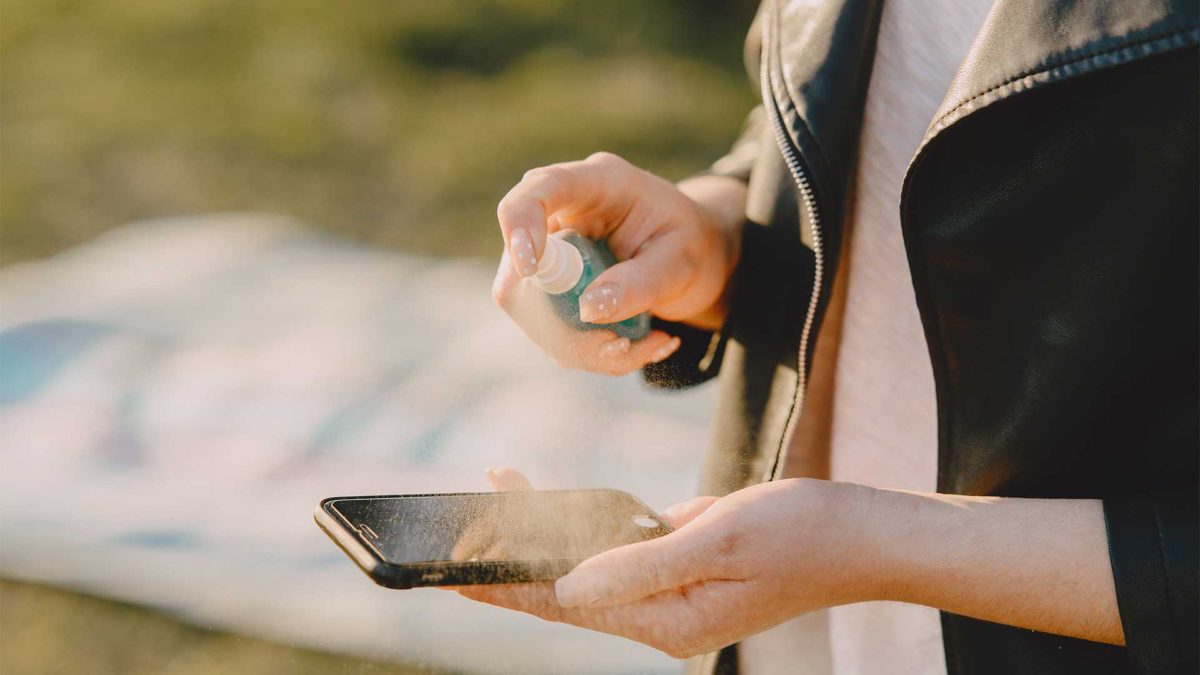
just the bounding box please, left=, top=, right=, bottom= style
left=329, top=491, right=670, bottom=565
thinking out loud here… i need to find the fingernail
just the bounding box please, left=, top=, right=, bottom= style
left=579, top=283, right=621, bottom=322
left=599, top=337, right=631, bottom=358
left=649, top=337, right=682, bottom=364
left=510, top=229, right=538, bottom=276
left=555, top=571, right=606, bottom=608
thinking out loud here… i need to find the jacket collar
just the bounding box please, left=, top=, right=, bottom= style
left=766, top=0, right=883, bottom=215
left=767, top=0, right=1199, bottom=190
left=922, top=0, right=1199, bottom=151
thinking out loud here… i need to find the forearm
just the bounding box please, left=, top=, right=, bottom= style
left=863, top=488, right=1124, bottom=645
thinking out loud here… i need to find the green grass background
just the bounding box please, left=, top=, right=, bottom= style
left=1, top=0, right=758, bottom=265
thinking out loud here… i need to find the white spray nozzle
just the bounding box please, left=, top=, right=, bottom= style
left=534, top=234, right=584, bottom=294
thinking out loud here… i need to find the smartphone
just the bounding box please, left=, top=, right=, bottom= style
left=314, top=489, right=673, bottom=589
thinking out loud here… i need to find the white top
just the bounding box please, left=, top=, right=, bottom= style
left=740, top=0, right=994, bottom=673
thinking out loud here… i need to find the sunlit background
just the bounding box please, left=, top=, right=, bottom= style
left=2, top=0, right=755, bottom=264
left=0, top=1, right=756, bottom=673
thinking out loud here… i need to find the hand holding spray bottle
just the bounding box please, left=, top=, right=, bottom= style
left=528, top=230, right=651, bottom=341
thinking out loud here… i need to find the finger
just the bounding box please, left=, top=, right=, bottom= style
left=487, top=467, right=534, bottom=492
left=589, top=330, right=676, bottom=375
left=457, top=582, right=671, bottom=640
left=578, top=234, right=688, bottom=324
left=562, top=328, right=673, bottom=376
left=497, top=155, right=630, bottom=278
left=554, top=525, right=727, bottom=608
left=625, top=334, right=681, bottom=368
left=659, top=496, right=719, bottom=529
left=457, top=582, right=565, bottom=621
left=491, top=251, right=523, bottom=311
left=597, top=335, right=632, bottom=359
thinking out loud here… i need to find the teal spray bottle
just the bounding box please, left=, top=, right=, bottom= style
left=532, top=230, right=651, bottom=341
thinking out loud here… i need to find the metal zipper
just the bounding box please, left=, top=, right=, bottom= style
left=760, top=0, right=825, bottom=481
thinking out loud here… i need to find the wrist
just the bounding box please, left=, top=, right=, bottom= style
left=809, top=482, right=947, bottom=606
left=826, top=481, right=903, bottom=604
left=860, top=488, right=992, bottom=606
left=780, top=479, right=898, bottom=606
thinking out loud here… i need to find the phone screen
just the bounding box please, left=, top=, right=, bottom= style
left=327, top=491, right=671, bottom=565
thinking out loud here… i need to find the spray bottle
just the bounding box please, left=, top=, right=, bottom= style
left=531, top=230, right=651, bottom=340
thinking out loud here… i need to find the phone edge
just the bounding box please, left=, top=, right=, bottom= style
left=313, top=503, right=414, bottom=589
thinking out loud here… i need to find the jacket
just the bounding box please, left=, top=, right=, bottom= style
left=643, top=0, right=1199, bottom=673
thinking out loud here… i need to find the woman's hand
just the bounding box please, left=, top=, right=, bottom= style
left=459, top=477, right=879, bottom=658
left=462, top=471, right=1125, bottom=656
left=494, top=153, right=746, bottom=375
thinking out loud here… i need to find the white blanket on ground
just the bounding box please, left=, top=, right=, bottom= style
left=0, top=215, right=713, bottom=674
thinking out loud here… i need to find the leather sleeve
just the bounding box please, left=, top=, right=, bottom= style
left=1102, top=491, right=1199, bottom=674
left=707, top=106, right=765, bottom=184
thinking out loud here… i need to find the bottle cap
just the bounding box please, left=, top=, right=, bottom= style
left=534, top=234, right=584, bottom=294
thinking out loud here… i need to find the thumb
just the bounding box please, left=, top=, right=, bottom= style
left=554, top=524, right=720, bottom=608
left=577, top=233, right=689, bottom=324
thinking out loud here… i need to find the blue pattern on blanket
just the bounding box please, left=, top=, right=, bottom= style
left=0, top=321, right=116, bottom=405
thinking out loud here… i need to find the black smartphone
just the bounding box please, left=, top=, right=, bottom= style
left=315, top=489, right=673, bottom=589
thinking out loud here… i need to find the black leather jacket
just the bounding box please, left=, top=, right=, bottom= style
left=644, top=1, right=1198, bottom=673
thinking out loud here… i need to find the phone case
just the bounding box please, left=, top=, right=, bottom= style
left=314, top=490, right=671, bottom=589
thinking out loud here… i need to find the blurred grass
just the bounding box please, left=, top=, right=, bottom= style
left=0, top=0, right=757, bottom=265
left=0, top=580, right=440, bottom=675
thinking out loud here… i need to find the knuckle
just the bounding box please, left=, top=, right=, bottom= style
left=523, top=165, right=564, bottom=187
left=521, top=166, right=549, bottom=182
left=586, top=151, right=627, bottom=170
left=495, top=196, right=519, bottom=223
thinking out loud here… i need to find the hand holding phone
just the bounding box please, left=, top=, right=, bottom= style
left=315, top=489, right=673, bottom=589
